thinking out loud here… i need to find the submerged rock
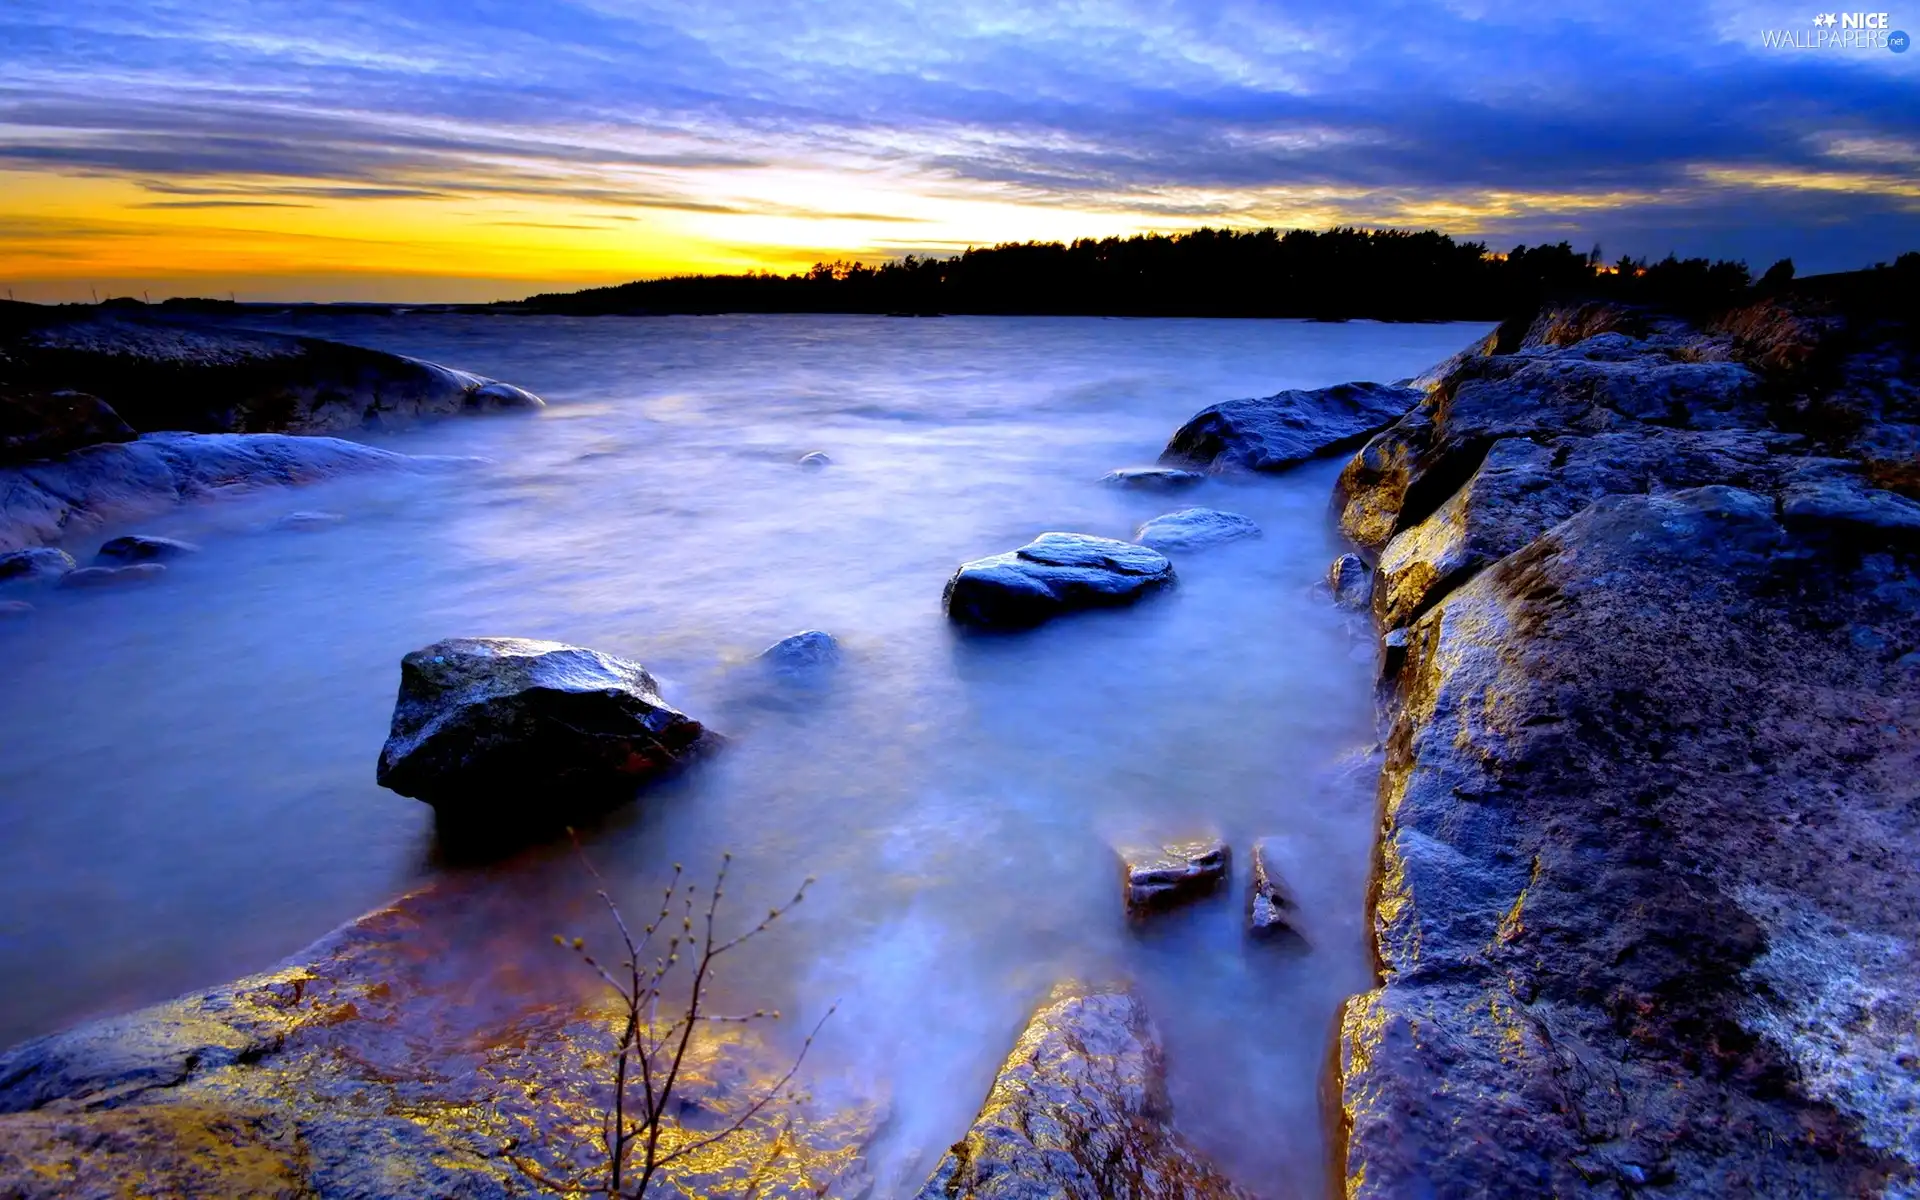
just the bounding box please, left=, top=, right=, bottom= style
left=1102, top=465, right=1206, bottom=490
left=1328, top=552, right=1372, bottom=610
left=0, top=600, right=31, bottom=617
left=274, top=510, right=346, bottom=531
left=1120, top=838, right=1230, bottom=914
left=0, top=389, right=136, bottom=465
left=1161, top=381, right=1419, bottom=473
left=798, top=450, right=833, bottom=469
left=944, top=533, right=1174, bottom=629
left=0, top=547, right=76, bottom=587
left=1247, top=838, right=1300, bottom=940
left=375, top=637, right=714, bottom=821
left=1134, top=507, right=1261, bottom=551
left=756, top=629, right=841, bottom=675
left=57, top=563, right=166, bottom=589
left=96, top=534, right=200, bottom=563
left=912, top=982, right=1246, bottom=1200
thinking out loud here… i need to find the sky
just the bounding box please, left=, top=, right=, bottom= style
left=1, top=0, right=1917, bottom=302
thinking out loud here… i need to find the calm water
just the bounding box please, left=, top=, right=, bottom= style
left=0, top=314, right=1483, bottom=1196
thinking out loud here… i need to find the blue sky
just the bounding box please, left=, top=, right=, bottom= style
left=2, top=0, right=1916, bottom=299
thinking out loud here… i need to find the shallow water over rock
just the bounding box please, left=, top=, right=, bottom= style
left=0, top=313, right=1485, bottom=1196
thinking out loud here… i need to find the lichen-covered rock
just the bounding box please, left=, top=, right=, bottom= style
left=1342, top=486, right=1920, bottom=1198
left=912, top=983, right=1246, bottom=1200
left=0, top=546, right=75, bottom=587
left=96, top=534, right=200, bottom=563
left=1102, top=466, right=1205, bottom=490
left=1160, top=381, right=1418, bottom=473
left=944, top=533, right=1175, bottom=629
left=1247, top=838, right=1299, bottom=940
left=0, top=884, right=876, bottom=1200
left=1328, top=552, right=1371, bottom=610
left=0, top=432, right=449, bottom=553
left=57, top=563, right=166, bottom=589
left=0, top=389, right=135, bottom=465
left=1134, top=508, right=1260, bottom=551
left=375, top=637, right=715, bottom=819
left=1120, top=838, right=1229, bottom=914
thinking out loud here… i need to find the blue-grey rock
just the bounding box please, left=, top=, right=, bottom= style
left=1134, top=507, right=1260, bottom=551
left=1248, top=837, right=1301, bottom=939
left=1162, top=381, right=1420, bottom=473
left=57, top=563, right=166, bottom=589
left=756, top=630, right=840, bottom=674
left=96, top=534, right=199, bottom=563
left=0, top=547, right=76, bottom=587
left=943, top=533, right=1174, bottom=629
left=1329, top=552, right=1372, bottom=610
left=375, top=637, right=715, bottom=820
left=275, top=510, right=346, bottom=531
left=798, top=450, right=832, bottom=469
left=1101, top=465, right=1205, bottom=490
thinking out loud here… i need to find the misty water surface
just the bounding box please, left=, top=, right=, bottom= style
left=0, top=313, right=1486, bottom=1196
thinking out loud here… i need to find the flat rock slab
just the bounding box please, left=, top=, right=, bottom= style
left=944, top=533, right=1175, bottom=629
left=912, top=982, right=1246, bottom=1200
left=1121, top=838, right=1230, bottom=914
left=375, top=637, right=714, bottom=822
left=1134, top=507, right=1261, bottom=551
left=1161, top=381, right=1419, bottom=473
left=96, top=534, right=200, bottom=562
left=1102, top=465, right=1206, bottom=490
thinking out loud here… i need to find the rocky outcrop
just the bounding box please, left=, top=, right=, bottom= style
left=375, top=638, right=715, bottom=824
left=0, top=432, right=461, bottom=553
left=1160, top=381, right=1418, bottom=473
left=0, top=390, right=135, bottom=465
left=1134, top=508, right=1260, bottom=552
left=944, top=534, right=1175, bottom=629
left=1120, top=839, right=1230, bottom=915
left=0, top=883, right=875, bottom=1200
left=1, top=312, right=543, bottom=437
left=912, top=983, right=1245, bottom=1200
left=1334, top=298, right=1920, bottom=1198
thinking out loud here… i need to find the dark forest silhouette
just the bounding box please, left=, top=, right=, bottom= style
left=513, top=227, right=1917, bottom=319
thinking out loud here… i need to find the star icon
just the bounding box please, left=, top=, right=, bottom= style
left=1815, top=12, right=1837, bottom=26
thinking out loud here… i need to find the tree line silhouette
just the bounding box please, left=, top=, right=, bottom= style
left=513, top=227, right=1874, bottom=319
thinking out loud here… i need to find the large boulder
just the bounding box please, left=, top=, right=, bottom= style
left=943, top=533, right=1175, bottom=629
left=0, top=432, right=455, bottom=553
left=1160, top=381, right=1419, bottom=473
left=375, top=638, right=715, bottom=818
left=1134, top=507, right=1260, bottom=551
left=0, top=390, right=135, bottom=465
left=1341, top=485, right=1920, bottom=1198
left=912, top=982, right=1246, bottom=1200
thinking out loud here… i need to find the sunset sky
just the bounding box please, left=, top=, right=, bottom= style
left=3, top=1, right=1917, bottom=302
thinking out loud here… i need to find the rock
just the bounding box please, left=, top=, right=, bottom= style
left=1101, top=465, right=1205, bottom=490
left=0, top=390, right=136, bottom=465
left=756, top=629, right=840, bottom=674
left=1780, top=473, right=1920, bottom=538
left=1247, top=838, right=1300, bottom=939
left=1160, top=381, right=1419, bottom=473
left=0, top=432, right=448, bottom=554
left=96, top=534, right=200, bottom=563
left=274, top=510, right=345, bottom=531
left=943, top=533, right=1175, bottom=630
left=0, top=547, right=76, bottom=587
left=1134, top=507, right=1260, bottom=551
left=1120, top=838, right=1229, bottom=914
left=798, top=451, right=832, bottom=469
left=1328, top=552, right=1372, bottom=610
left=2, top=314, right=543, bottom=435
left=0, top=600, right=30, bottom=617
left=1342, top=486, right=1920, bottom=1199
left=57, top=563, right=166, bottom=589
left=375, top=637, right=715, bottom=820
left=911, top=982, right=1246, bottom=1200
left=0, top=883, right=877, bottom=1200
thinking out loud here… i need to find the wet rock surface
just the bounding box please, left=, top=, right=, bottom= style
left=1102, top=465, right=1206, bottom=490
left=1134, top=507, right=1261, bottom=551
left=96, top=534, right=200, bottom=563
left=0, top=883, right=876, bottom=1200
left=1161, top=381, right=1418, bottom=473
left=375, top=637, right=715, bottom=824
left=1246, top=839, right=1299, bottom=940
left=0, top=432, right=449, bottom=553
left=57, top=563, right=166, bottom=589
left=912, top=982, right=1246, bottom=1200
left=1120, top=838, right=1230, bottom=914
left=1335, top=297, right=1920, bottom=1198
left=944, top=533, right=1175, bottom=629
left=756, top=629, right=841, bottom=675
left=1327, top=552, right=1371, bottom=611
left=0, top=546, right=75, bottom=587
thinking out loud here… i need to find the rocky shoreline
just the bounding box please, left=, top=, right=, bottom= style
left=0, top=287, right=1914, bottom=1197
